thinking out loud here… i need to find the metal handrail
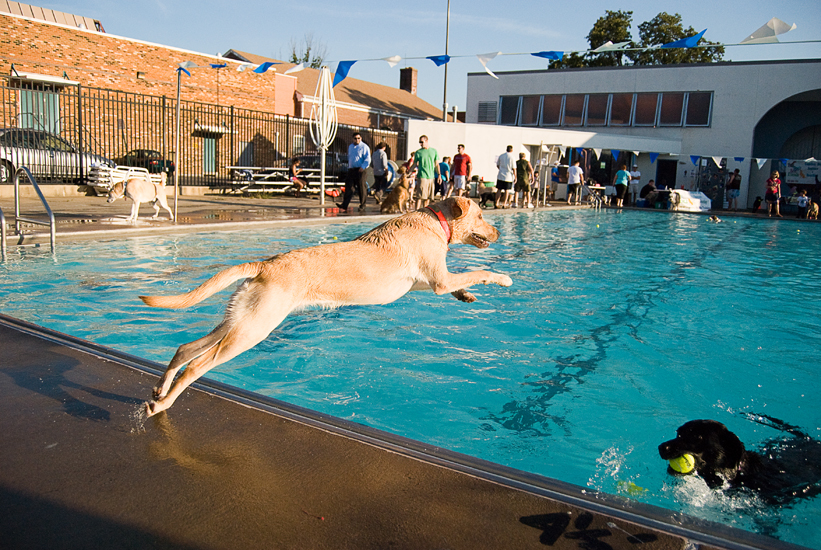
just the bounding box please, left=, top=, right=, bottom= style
left=582, top=181, right=605, bottom=209
left=14, top=167, right=56, bottom=252
left=0, top=206, right=6, bottom=260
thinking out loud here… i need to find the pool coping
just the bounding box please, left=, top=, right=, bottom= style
left=0, top=312, right=809, bottom=550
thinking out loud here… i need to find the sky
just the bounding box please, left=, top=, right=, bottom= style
left=39, top=0, right=821, bottom=113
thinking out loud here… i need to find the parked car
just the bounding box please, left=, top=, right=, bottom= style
left=0, top=128, right=115, bottom=184
left=116, top=149, right=175, bottom=174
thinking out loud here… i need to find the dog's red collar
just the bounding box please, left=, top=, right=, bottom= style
left=426, top=206, right=451, bottom=244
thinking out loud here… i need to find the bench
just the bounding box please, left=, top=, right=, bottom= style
left=87, top=165, right=166, bottom=195
left=226, top=166, right=344, bottom=196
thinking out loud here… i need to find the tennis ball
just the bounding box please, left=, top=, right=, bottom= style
left=668, top=453, right=696, bottom=474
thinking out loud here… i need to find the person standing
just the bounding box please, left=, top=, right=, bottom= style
left=438, top=157, right=451, bottom=198
left=371, top=142, right=390, bottom=204
left=514, top=152, right=535, bottom=208
left=765, top=170, right=782, bottom=217
left=612, top=163, right=631, bottom=208
left=338, top=132, right=371, bottom=211
left=726, top=168, right=742, bottom=211
left=495, top=145, right=516, bottom=208
left=796, top=189, right=809, bottom=219
left=408, top=135, right=439, bottom=210
left=629, top=164, right=641, bottom=206
left=566, top=159, right=584, bottom=205
left=448, top=144, right=472, bottom=198
left=550, top=161, right=561, bottom=201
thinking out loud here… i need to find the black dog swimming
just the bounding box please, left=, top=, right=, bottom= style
left=659, top=417, right=821, bottom=504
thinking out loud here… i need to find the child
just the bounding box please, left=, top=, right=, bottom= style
left=288, top=158, right=308, bottom=198
left=796, top=189, right=809, bottom=219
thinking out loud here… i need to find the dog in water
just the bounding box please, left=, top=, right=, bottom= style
left=659, top=418, right=821, bottom=504
left=107, top=171, right=174, bottom=222
left=380, top=166, right=411, bottom=215
left=140, top=197, right=512, bottom=416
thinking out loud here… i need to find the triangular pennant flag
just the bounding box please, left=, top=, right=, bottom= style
left=176, top=67, right=191, bottom=77
left=284, top=63, right=305, bottom=75
left=611, top=149, right=620, bottom=161
left=477, top=52, right=501, bottom=79
left=383, top=55, right=402, bottom=68
left=427, top=55, right=451, bottom=67
left=210, top=63, right=228, bottom=69
left=531, top=51, right=564, bottom=61
left=661, top=29, right=706, bottom=49
left=575, top=147, right=583, bottom=157
left=734, top=157, right=745, bottom=162
left=632, top=151, right=640, bottom=159
left=712, top=156, right=723, bottom=167
left=649, top=153, right=659, bottom=164
left=592, top=41, right=630, bottom=53
left=779, top=158, right=789, bottom=164
left=805, top=157, right=817, bottom=163
left=178, top=61, right=199, bottom=69
left=741, top=18, right=796, bottom=44
left=254, top=62, right=280, bottom=74
left=236, top=63, right=255, bottom=72
left=592, top=148, right=602, bottom=159
left=691, top=155, right=701, bottom=166
left=333, top=60, right=356, bottom=87
left=755, top=158, right=768, bottom=169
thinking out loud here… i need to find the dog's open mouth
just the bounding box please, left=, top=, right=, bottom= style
left=470, top=233, right=491, bottom=248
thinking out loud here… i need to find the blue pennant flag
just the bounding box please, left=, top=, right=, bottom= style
left=426, top=55, right=451, bottom=67
left=734, top=157, right=745, bottom=162
left=691, top=155, right=701, bottom=166
left=333, top=61, right=357, bottom=87
left=531, top=51, right=564, bottom=61
left=575, top=147, right=583, bottom=156
left=649, top=153, right=659, bottom=164
left=661, top=29, right=706, bottom=49
left=610, top=149, right=620, bottom=161
left=210, top=63, right=228, bottom=69
left=176, top=67, right=191, bottom=77
left=254, top=62, right=280, bottom=74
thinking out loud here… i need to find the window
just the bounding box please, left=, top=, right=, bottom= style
left=520, top=96, right=541, bottom=126
left=634, top=93, right=659, bottom=126
left=478, top=101, right=497, bottom=123
left=659, top=93, right=685, bottom=126
left=541, top=95, right=562, bottom=126
left=499, top=96, right=519, bottom=125
left=685, top=92, right=712, bottom=126
left=609, top=93, right=633, bottom=126
left=586, top=94, right=608, bottom=126
left=563, top=94, right=585, bottom=126
left=292, top=134, right=305, bottom=155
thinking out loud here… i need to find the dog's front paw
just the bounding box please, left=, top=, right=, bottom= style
left=495, top=274, right=513, bottom=287
left=452, top=289, right=477, bottom=303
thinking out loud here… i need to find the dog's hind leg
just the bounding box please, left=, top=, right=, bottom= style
left=151, top=200, right=161, bottom=219
left=153, top=323, right=230, bottom=400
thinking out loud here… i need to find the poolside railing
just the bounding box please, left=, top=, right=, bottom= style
left=0, top=205, right=6, bottom=260
left=13, top=167, right=56, bottom=252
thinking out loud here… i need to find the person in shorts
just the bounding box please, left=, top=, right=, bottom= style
left=408, top=135, right=439, bottom=209
left=629, top=164, right=641, bottom=206
left=448, top=144, right=472, bottom=198
left=514, top=152, right=534, bottom=208
left=288, top=157, right=308, bottom=198
left=566, top=160, right=584, bottom=205
left=765, top=170, right=782, bottom=217
left=495, top=145, right=516, bottom=208
left=726, top=168, right=741, bottom=211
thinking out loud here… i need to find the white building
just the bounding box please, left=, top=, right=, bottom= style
left=407, top=59, right=820, bottom=209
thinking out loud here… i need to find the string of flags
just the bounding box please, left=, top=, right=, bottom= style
left=176, top=17, right=802, bottom=87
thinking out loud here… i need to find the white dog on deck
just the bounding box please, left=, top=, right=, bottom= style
left=107, top=171, right=174, bottom=222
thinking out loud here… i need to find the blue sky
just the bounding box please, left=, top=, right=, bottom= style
left=41, top=0, right=820, bottom=111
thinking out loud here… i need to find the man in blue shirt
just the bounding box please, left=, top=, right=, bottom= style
left=339, top=132, right=371, bottom=211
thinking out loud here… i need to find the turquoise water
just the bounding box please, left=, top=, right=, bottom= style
left=1, top=210, right=820, bottom=548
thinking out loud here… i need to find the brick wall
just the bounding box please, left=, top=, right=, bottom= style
left=0, top=13, right=286, bottom=113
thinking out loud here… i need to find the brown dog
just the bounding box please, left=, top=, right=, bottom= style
left=140, top=196, right=512, bottom=416
left=808, top=200, right=818, bottom=220
left=380, top=167, right=411, bottom=215
left=107, top=171, right=173, bottom=222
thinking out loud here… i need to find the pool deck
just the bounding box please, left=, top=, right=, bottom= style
left=0, top=192, right=810, bottom=549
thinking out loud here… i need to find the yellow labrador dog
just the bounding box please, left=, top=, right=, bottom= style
left=107, top=171, right=174, bottom=222
left=140, top=196, right=512, bottom=416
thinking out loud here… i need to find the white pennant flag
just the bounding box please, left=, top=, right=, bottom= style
left=593, top=148, right=602, bottom=159
left=477, top=52, right=501, bottom=79
left=805, top=157, right=817, bottom=163
left=383, top=55, right=402, bottom=68
left=236, top=63, right=254, bottom=72
left=178, top=61, right=200, bottom=69
left=755, top=158, right=768, bottom=169
left=592, top=41, right=631, bottom=53
left=284, top=63, right=305, bottom=75
left=712, top=156, right=724, bottom=168
left=632, top=151, right=640, bottom=159
left=741, top=18, right=797, bottom=44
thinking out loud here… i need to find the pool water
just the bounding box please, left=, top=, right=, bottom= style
left=2, top=209, right=820, bottom=548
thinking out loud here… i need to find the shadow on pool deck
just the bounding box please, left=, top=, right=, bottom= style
left=0, top=315, right=808, bottom=550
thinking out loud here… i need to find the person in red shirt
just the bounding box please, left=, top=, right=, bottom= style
left=446, top=144, right=472, bottom=198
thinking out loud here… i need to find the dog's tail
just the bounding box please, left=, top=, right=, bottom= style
left=159, top=171, right=167, bottom=186
left=139, top=262, right=264, bottom=309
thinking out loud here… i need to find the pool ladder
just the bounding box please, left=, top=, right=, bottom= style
left=3, top=167, right=57, bottom=257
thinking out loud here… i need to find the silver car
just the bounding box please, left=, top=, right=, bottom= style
left=0, top=128, right=114, bottom=184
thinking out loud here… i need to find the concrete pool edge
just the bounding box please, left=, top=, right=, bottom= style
left=0, top=312, right=809, bottom=550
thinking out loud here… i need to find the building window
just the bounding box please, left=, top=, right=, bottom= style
left=685, top=92, right=712, bottom=126
left=586, top=94, right=608, bottom=126
left=478, top=101, right=497, bottom=123
left=634, top=93, right=659, bottom=126
left=609, top=93, right=633, bottom=126
left=499, top=96, right=519, bottom=125
left=541, top=95, right=562, bottom=126
left=659, top=92, right=685, bottom=126
left=563, top=94, right=585, bottom=126
left=520, top=95, right=541, bottom=126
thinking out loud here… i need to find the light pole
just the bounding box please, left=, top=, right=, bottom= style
left=442, top=0, right=450, bottom=121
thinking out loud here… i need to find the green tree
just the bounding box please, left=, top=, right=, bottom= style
left=586, top=10, right=635, bottom=67
left=288, top=32, right=328, bottom=69
left=631, top=12, right=724, bottom=65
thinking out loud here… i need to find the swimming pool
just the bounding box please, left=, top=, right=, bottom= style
left=1, top=209, right=819, bottom=548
